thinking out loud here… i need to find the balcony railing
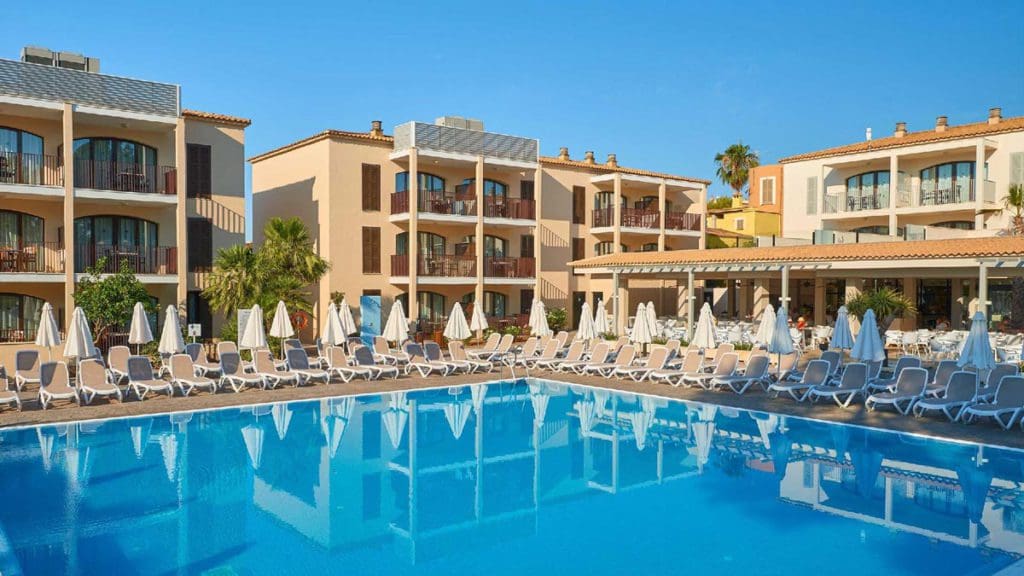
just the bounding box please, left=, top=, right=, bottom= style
left=592, top=207, right=663, bottom=229
left=823, top=195, right=839, bottom=214
left=483, top=256, right=535, bottom=278
left=483, top=197, right=535, bottom=220
left=919, top=183, right=974, bottom=206
left=391, top=190, right=477, bottom=216
left=75, top=245, right=177, bottom=274
left=0, top=152, right=63, bottom=187
left=665, top=211, right=701, bottom=231
left=391, top=254, right=477, bottom=277
left=845, top=193, right=889, bottom=212
left=0, top=242, right=64, bottom=273
left=73, top=160, right=177, bottom=195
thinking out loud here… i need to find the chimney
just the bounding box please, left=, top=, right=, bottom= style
left=894, top=122, right=907, bottom=138
left=935, top=115, right=948, bottom=132
left=989, top=107, right=1002, bottom=125
left=369, top=120, right=383, bottom=137
left=606, top=153, right=618, bottom=167
left=865, top=128, right=872, bottom=141
left=557, top=146, right=570, bottom=161
left=584, top=150, right=595, bottom=164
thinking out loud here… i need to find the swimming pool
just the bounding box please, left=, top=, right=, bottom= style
left=0, top=378, right=1021, bottom=575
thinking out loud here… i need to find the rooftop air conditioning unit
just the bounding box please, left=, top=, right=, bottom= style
left=21, top=46, right=54, bottom=66
left=466, top=118, right=484, bottom=131
left=56, top=51, right=100, bottom=73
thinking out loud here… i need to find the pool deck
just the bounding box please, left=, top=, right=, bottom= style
left=3, top=365, right=1024, bottom=450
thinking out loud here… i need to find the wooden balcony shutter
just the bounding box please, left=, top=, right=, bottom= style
left=187, top=217, right=213, bottom=272
left=572, top=186, right=585, bottom=224
left=362, top=163, right=381, bottom=211
left=186, top=144, right=211, bottom=199
left=572, top=237, right=584, bottom=261
left=520, top=234, right=534, bottom=257
left=362, top=226, right=381, bottom=273
left=520, top=180, right=535, bottom=200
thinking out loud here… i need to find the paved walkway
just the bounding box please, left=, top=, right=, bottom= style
left=2, top=366, right=1021, bottom=450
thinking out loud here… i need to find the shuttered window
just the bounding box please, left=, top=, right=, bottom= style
left=362, top=164, right=381, bottom=211
left=186, top=144, right=212, bottom=198
left=520, top=234, right=534, bottom=257
left=520, top=180, right=535, bottom=200
left=186, top=291, right=212, bottom=338
left=572, top=186, right=585, bottom=224
left=362, top=227, right=381, bottom=273
left=187, top=217, right=213, bottom=272
left=1011, top=152, right=1024, bottom=185
left=806, top=176, right=818, bottom=214
left=520, top=289, right=534, bottom=314
left=572, top=237, right=584, bottom=261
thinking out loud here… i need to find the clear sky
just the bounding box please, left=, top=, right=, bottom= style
left=5, top=0, right=1024, bottom=239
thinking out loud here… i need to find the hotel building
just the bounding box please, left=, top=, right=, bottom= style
left=0, top=47, right=249, bottom=357
left=572, top=109, right=1024, bottom=332
left=250, top=117, right=708, bottom=336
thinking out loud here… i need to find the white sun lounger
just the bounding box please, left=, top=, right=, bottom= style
left=712, top=354, right=771, bottom=395
left=913, top=371, right=977, bottom=421
left=807, top=362, right=868, bottom=408
left=219, top=352, right=263, bottom=392
left=14, top=349, right=40, bottom=391
left=449, top=340, right=493, bottom=373
left=651, top=350, right=703, bottom=387
left=170, top=354, right=219, bottom=396
left=963, top=375, right=1024, bottom=430
left=39, top=361, right=79, bottom=409
left=403, top=343, right=452, bottom=377
left=78, top=358, right=123, bottom=405
left=683, top=353, right=738, bottom=389
left=127, top=356, right=174, bottom=400
left=558, top=343, right=610, bottom=375
left=254, top=349, right=300, bottom=388
left=769, top=359, right=829, bottom=401
left=612, top=347, right=670, bottom=382
left=535, top=340, right=584, bottom=371
left=583, top=345, right=636, bottom=378
left=352, top=345, right=400, bottom=379
left=285, top=348, right=331, bottom=385
left=866, top=367, right=928, bottom=414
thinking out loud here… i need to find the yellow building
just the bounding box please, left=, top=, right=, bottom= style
left=706, top=164, right=783, bottom=247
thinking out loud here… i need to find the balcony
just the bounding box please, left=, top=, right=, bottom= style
left=483, top=256, right=535, bottom=278
left=391, top=191, right=476, bottom=217
left=390, top=254, right=536, bottom=280
left=483, top=197, right=535, bottom=220
left=665, top=211, right=701, bottom=231
left=0, top=152, right=63, bottom=187
left=73, top=160, right=177, bottom=195
left=845, top=193, right=889, bottom=212
left=0, top=242, right=64, bottom=273
left=76, top=245, right=177, bottom=275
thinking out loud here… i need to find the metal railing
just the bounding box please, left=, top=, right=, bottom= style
left=417, top=254, right=476, bottom=277
left=665, top=211, right=701, bottom=231
left=483, top=197, right=535, bottom=220
left=391, top=191, right=410, bottom=214
left=391, top=254, right=409, bottom=276
left=0, top=151, right=63, bottom=187
left=919, top=182, right=974, bottom=206
left=0, top=242, right=64, bottom=273
left=75, top=244, right=177, bottom=274
left=823, top=195, right=839, bottom=214
left=73, top=160, right=176, bottom=195
left=391, top=190, right=477, bottom=216
left=592, top=207, right=662, bottom=228
left=483, top=256, right=535, bottom=278
left=845, top=193, right=889, bottom=211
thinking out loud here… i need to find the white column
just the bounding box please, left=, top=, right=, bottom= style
left=175, top=118, right=188, bottom=308
left=978, top=263, right=989, bottom=316
left=475, top=156, right=485, bottom=307
left=613, top=173, right=623, bottom=252
left=408, top=149, right=419, bottom=322
left=62, top=103, right=75, bottom=323
left=698, top=184, right=707, bottom=249
left=975, top=140, right=986, bottom=230
left=658, top=179, right=667, bottom=251
left=612, top=271, right=620, bottom=334
left=533, top=165, right=542, bottom=294
left=888, top=153, right=899, bottom=237
left=686, top=268, right=695, bottom=339
left=781, top=266, right=791, bottom=311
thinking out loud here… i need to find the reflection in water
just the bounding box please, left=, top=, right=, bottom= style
left=0, top=380, right=1022, bottom=575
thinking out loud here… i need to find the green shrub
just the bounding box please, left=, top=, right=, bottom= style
left=546, top=307, right=567, bottom=332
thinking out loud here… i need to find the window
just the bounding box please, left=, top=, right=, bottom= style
left=520, top=234, right=534, bottom=258
left=461, top=291, right=507, bottom=317
left=920, top=162, right=974, bottom=205
left=592, top=292, right=603, bottom=307
left=933, top=220, right=974, bottom=230
left=0, top=210, right=44, bottom=248
left=73, top=215, right=158, bottom=272
left=461, top=178, right=508, bottom=198
left=594, top=191, right=615, bottom=210
left=594, top=242, right=626, bottom=256
left=0, top=293, right=45, bottom=342
left=520, top=289, right=534, bottom=314
left=396, top=231, right=445, bottom=256
left=735, top=218, right=745, bottom=231
left=187, top=217, right=213, bottom=272
left=361, top=163, right=381, bottom=211
left=186, top=290, right=212, bottom=338
left=641, top=243, right=659, bottom=252
left=362, top=227, right=380, bottom=273
left=635, top=196, right=657, bottom=210
left=572, top=186, right=585, bottom=224
left=759, top=177, right=776, bottom=205
left=0, top=126, right=44, bottom=185
left=845, top=170, right=892, bottom=210
left=397, top=292, right=445, bottom=321
left=572, top=238, right=585, bottom=261
left=806, top=176, right=818, bottom=214
left=186, top=144, right=211, bottom=198
left=70, top=137, right=158, bottom=192
left=1011, top=152, right=1024, bottom=185
left=520, top=180, right=535, bottom=201
left=395, top=171, right=444, bottom=193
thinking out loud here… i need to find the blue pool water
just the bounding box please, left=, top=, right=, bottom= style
left=0, top=379, right=1022, bottom=575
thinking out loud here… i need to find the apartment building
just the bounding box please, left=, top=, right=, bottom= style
left=706, top=165, right=783, bottom=248
left=250, top=117, right=707, bottom=335
left=0, top=47, right=248, bottom=354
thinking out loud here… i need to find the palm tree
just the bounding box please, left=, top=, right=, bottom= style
left=203, top=244, right=262, bottom=318
left=1005, top=183, right=1024, bottom=236
left=846, top=286, right=916, bottom=335
left=260, top=217, right=329, bottom=284
left=714, top=143, right=760, bottom=199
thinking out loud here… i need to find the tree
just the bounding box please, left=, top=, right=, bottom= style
left=1005, top=183, right=1024, bottom=236
left=714, top=143, right=760, bottom=199
left=260, top=217, right=329, bottom=284
left=845, top=287, right=916, bottom=335
left=73, top=258, right=157, bottom=343
left=706, top=196, right=733, bottom=210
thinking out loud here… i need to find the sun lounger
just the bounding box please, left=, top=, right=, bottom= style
left=14, top=350, right=40, bottom=391
left=913, top=371, right=977, bottom=421
left=583, top=344, right=636, bottom=378
left=352, top=345, right=400, bottom=379
left=0, top=367, right=21, bottom=411
left=77, top=358, right=123, bottom=404
left=285, top=348, right=330, bottom=385
left=512, top=337, right=540, bottom=363
left=712, top=354, right=771, bottom=395
left=703, top=343, right=736, bottom=371
left=403, top=343, right=452, bottom=377
left=769, top=359, right=829, bottom=401
left=535, top=340, right=584, bottom=371
left=107, top=345, right=131, bottom=384
left=867, top=356, right=921, bottom=392
left=559, top=342, right=610, bottom=375
left=127, top=356, right=174, bottom=400
left=220, top=351, right=263, bottom=392
left=866, top=367, right=928, bottom=414
left=683, top=353, right=738, bottom=389
left=254, top=348, right=300, bottom=388
left=373, top=336, right=409, bottom=365
left=325, top=346, right=374, bottom=382
left=38, top=361, right=78, bottom=409
left=465, top=333, right=500, bottom=360
left=962, top=375, right=1024, bottom=430
left=217, top=341, right=256, bottom=373
left=170, top=354, right=218, bottom=396
left=185, top=343, right=221, bottom=377
left=808, top=362, right=868, bottom=408
left=612, top=347, right=670, bottom=382
left=977, top=364, right=1021, bottom=402
left=424, top=341, right=467, bottom=373
left=449, top=340, right=493, bottom=373
left=923, top=359, right=958, bottom=398
left=651, top=350, right=703, bottom=386
left=521, top=339, right=561, bottom=369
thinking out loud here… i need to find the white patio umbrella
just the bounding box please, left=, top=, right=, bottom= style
left=63, top=307, right=96, bottom=361
left=529, top=299, right=551, bottom=338
left=470, top=384, right=486, bottom=417
left=691, top=302, right=718, bottom=351
left=576, top=397, right=597, bottom=438
left=272, top=403, right=292, bottom=440
left=958, top=310, right=996, bottom=372
left=753, top=306, right=776, bottom=349
left=576, top=301, right=597, bottom=341
left=831, top=305, right=855, bottom=350
left=594, top=299, right=610, bottom=335
left=769, top=305, right=795, bottom=370
left=338, top=297, right=358, bottom=336
left=629, top=397, right=657, bottom=451
left=35, top=302, right=61, bottom=360
left=129, top=419, right=152, bottom=459
left=269, top=301, right=294, bottom=358
left=692, top=419, right=715, bottom=473
left=469, top=302, right=489, bottom=334
left=158, top=306, right=185, bottom=356
left=443, top=302, right=471, bottom=341
left=850, top=309, right=885, bottom=363
left=443, top=398, right=473, bottom=440
left=754, top=413, right=780, bottom=450
left=382, top=300, right=409, bottom=345
left=646, top=301, right=658, bottom=339
left=848, top=314, right=861, bottom=337
left=322, top=397, right=355, bottom=458
left=240, top=304, right=267, bottom=351
left=321, top=302, right=345, bottom=346
left=529, top=382, right=550, bottom=428
left=630, top=303, right=653, bottom=348
left=158, top=434, right=178, bottom=483
left=382, top=397, right=410, bottom=449
left=128, top=302, right=154, bottom=351
left=241, top=425, right=264, bottom=470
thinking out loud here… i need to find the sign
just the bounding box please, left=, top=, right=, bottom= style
left=187, top=324, right=202, bottom=338
left=237, top=308, right=252, bottom=342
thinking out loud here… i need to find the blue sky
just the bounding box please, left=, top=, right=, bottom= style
left=5, top=0, right=1023, bottom=239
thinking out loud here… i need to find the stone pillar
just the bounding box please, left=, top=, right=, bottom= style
left=658, top=179, right=666, bottom=251
left=780, top=266, right=791, bottom=312
left=888, top=153, right=899, bottom=237
left=975, top=140, right=986, bottom=230
left=475, top=156, right=485, bottom=308
left=902, top=276, right=918, bottom=329
left=753, top=279, right=770, bottom=320
left=613, top=173, right=622, bottom=252
left=408, top=148, right=419, bottom=321
left=175, top=118, right=188, bottom=308
left=845, top=278, right=865, bottom=302
left=533, top=165, right=542, bottom=294
left=738, top=280, right=751, bottom=320
left=686, top=268, right=695, bottom=340
left=813, top=277, right=826, bottom=326
left=978, top=263, right=989, bottom=317
left=698, top=184, right=707, bottom=249
left=62, top=103, right=75, bottom=323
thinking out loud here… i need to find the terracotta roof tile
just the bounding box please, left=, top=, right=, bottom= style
left=182, top=109, right=251, bottom=127
left=571, top=236, right=1024, bottom=269
left=249, top=129, right=393, bottom=163
left=779, top=116, right=1024, bottom=163
left=540, top=156, right=710, bottom=185
left=706, top=227, right=752, bottom=239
